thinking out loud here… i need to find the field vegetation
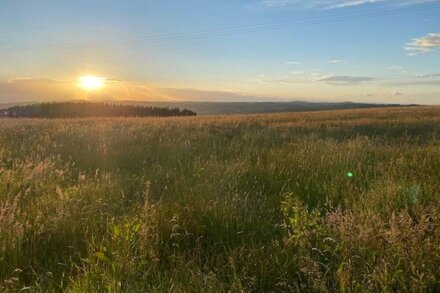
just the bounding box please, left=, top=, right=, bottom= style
left=0, top=106, right=440, bottom=291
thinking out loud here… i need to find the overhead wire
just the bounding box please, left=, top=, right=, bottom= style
left=0, top=4, right=437, bottom=53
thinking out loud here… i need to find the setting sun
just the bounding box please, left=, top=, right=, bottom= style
left=78, top=75, right=105, bottom=91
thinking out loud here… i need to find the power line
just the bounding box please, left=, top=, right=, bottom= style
left=1, top=5, right=429, bottom=51
left=1, top=4, right=437, bottom=53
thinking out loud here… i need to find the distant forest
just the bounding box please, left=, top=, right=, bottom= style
left=0, top=101, right=197, bottom=118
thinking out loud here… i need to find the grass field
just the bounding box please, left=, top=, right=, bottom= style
left=1, top=106, right=440, bottom=292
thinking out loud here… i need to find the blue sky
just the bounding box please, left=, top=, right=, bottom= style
left=0, top=0, right=439, bottom=104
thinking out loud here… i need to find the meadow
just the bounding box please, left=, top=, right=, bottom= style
left=1, top=106, right=440, bottom=292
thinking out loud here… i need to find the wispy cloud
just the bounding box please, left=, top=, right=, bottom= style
left=386, top=80, right=440, bottom=86
left=251, top=71, right=374, bottom=85
left=250, top=75, right=303, bottom=84
left=406, top=33, right=440, bottom=55
left=259, top=0, right=439, bottom=9
left=387, top=65, right=403, bottom=70
left=259, top=0, right=299, bottom=7
left=286, top=61, right=302, bottom=65
left=250, top=71, right=321, bottom=84
left=416, top=73, right=440, bottom=78
left=386, top=65, right=409, bottom=75
left=328, top=59, right=346, bottom=64
left=365, top=91, right=405, bottom=98
left=328, top=0, right=383, bottom=9
left=318, top=75, right=374, bottom=84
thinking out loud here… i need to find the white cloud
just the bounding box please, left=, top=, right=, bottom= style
left=328, top=59, right=346, bottom=64
left=286, top=61, right=302, bottom=65
left=406, top=33, right=440, bottom=55
left=259, top=0, right=439, bottom=9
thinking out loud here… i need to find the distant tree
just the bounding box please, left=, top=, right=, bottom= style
left=0, top=101, right=197, bottom=118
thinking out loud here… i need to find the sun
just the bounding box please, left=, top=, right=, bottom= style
left=78, top=75, right=105, bottom=91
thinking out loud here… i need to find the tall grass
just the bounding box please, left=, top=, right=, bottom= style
left=0, top=106, right=440, bottom=291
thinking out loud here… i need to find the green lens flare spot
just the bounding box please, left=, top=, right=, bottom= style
left=347, top=172, right=353, bottom=178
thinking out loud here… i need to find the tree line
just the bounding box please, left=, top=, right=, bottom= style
left=0, top=101, right=197, bottom=118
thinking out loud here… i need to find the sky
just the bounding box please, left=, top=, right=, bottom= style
left=0, top=0, right=439, bottom=104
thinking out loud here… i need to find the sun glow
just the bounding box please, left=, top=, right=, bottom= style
left=78, top=75, right=105, bottom=91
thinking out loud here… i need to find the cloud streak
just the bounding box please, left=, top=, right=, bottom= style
left=318, top=75, right=374, bottom=84
left=328, top=59, right=346, bottom=64
left=259, top=0, right=439, bottom=9
left=416, top=73, right=440, bottom=78
left=385, top=80, right=440, bottom=86
left=251, top=71, right=374, bottom=85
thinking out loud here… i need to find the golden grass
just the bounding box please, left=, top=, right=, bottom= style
left=0, top=106, right=440, bottom=291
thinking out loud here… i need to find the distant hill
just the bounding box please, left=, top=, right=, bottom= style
left=0, top=101, right=196, bottom=118
left=108, top=101, right=416, bottom=115
left=0, top=100, right=417, bottom=116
